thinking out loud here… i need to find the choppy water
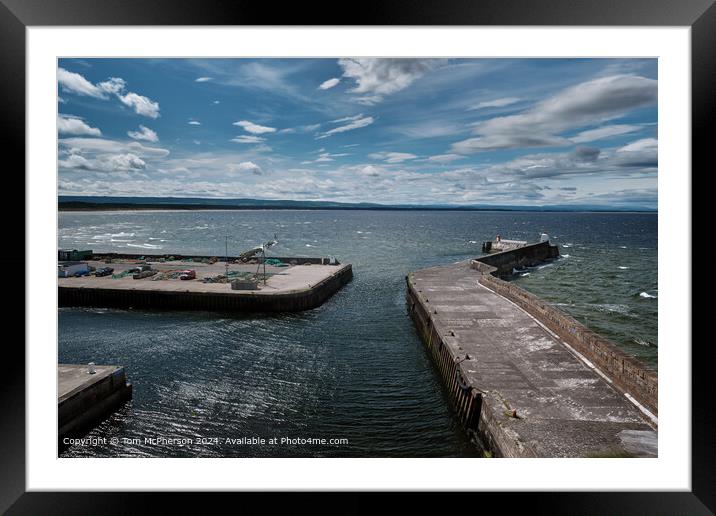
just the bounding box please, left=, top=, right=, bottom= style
left=58, top=210, right=657, bottom=457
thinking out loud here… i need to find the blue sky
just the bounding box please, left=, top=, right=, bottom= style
left=57, top=58, right=657, bottom=208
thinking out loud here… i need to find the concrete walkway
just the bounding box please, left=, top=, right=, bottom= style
left=59, top=260, right=346, bottom=295
left=410, top=261, right=657, bottom=457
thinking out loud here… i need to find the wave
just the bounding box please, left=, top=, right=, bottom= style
left=127, top=243, right=163, bottom=249
left=593, top=303, right=632, bottom=315
left=639, top=292, right=657, bottom=299
left=633, top=337, right=655, bottom=348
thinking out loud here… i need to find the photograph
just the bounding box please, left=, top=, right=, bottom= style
left=0, top=0, right=710, bottom=505
left=56, top=57, right=659, bottom=459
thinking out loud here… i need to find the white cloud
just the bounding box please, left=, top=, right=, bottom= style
left=118, top=92, right=160, bottom=118
left=452, top=134, right=569, bottom=153
left=106, top=154, right=147, bottom=172
left=56, top=144, right=657, bottom=208
left=195, top=77, right=213, bottom=82
left=319, top=78, right=340, bottom=90
left=618, top=137, right=657, bottom=153
left=188, top=120, right=201, bottom=125
left=392, top=120, right=465, bottom=139
left=59, top=152, right=147, bottom=173
left=279, top=123, right=321, bottom=135
left=313, top=152, right=350, bottom=163
left=58, top=114, right=101, bottom=136
left=98, top=77, right=126, bottom=95
left=306, top=152, right=350, bottom=163
left=472, top=141, right=656, bottom=184
left=427, top=154, right=465, bottom=163
left=317, top=116, right=374, bottom=139
left=233, top=120, right=277, bottom=134
left=227, top=161, right=263, bottom=176
left=452, top=75, right=657, bottom=153
left=59, top=137, right=170, bottom=158
left=353, top=96, right=384, bottom=106
left=469, top=97, right=520, bottom=110
left=338, top=58, right=443, bottom=103
left=331, top=114, right=365, bottom=123
left=570, top=124, right=642, bottom=144
left=611, top=138, right=658, bottom=168
left=127, top=125, right=158, bottom=143
left=230, top=135, right=265, bottom=144
left=57, top=68, right=105, bottom=98
left=315, top=153, right=334, bottom=162
left=369, top=151, right=418, bottom=163
left=58, top=70, right=160, bottom=118
left=356, top=165, right=384, bottom=177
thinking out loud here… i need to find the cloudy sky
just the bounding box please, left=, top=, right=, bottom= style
left=57, top=58, right=657, bottom=209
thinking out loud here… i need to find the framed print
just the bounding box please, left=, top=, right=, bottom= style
left=2, top=0, right=711, bottom=512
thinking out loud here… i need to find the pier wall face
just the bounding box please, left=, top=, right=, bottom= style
left=58, top=367, right=133, bottom=446
left=472, top=241, right=560, bottom=276
left=405, top=283, right=491, bottom=454
left=406, top=277, right=538, bottom=457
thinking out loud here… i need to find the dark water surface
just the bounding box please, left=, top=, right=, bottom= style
left=58, top=210, right=657, bottom=457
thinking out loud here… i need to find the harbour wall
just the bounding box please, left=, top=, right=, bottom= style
left=406, top=286, right=495, bottom=454
left=406, top=241, right=658, bottom=456
left=59, top=365, right=133, bottom=448
left=474, top=240, right=559, bottom=276
left=470, top=246, right=657, bottom=416
left=59, top=263, right=353, bottom=312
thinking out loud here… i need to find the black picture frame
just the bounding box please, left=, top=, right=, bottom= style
left=1, top=0, right=710, bottom=513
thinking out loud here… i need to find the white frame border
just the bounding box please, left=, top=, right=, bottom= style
left=27, top=26, right=690, bottom=491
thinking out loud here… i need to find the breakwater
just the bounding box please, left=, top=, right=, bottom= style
left=475, top=240, right=559, bottom=275
left=471, top=251, right=657, bottom=416
left=59, top=364, right=132, bottom=450
left=407, top=242, right=657, bottom=457
left=59, top=254, right=353, bottom=312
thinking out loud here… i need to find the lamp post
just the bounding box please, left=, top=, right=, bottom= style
left=225, top=236, right=229, bottom=279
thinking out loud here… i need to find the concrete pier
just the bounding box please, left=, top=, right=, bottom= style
left=58, top=364, right=132, bottom=447
left=58, top=254, right=353, bottom=312
left=482, top=238, right=527, bottom=253
left=406, top=242, right=657, bottom=458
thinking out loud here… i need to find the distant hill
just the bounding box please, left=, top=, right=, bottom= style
left=58, top=196, right=656, bottom=213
